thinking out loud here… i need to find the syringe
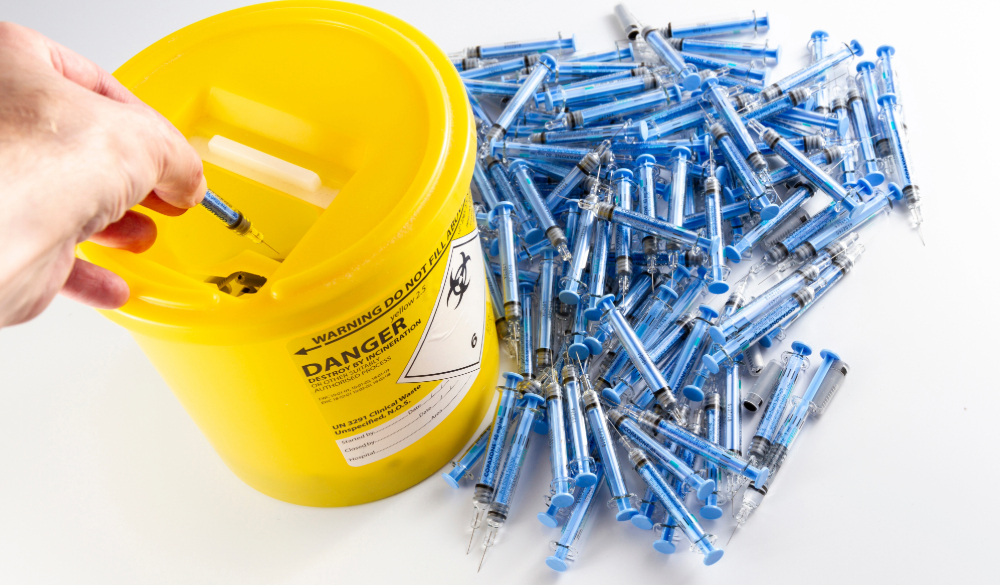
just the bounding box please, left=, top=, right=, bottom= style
left=482, top=53, right=558, bottom=151
left=683, top=277, right=749, bottom=400
left=702, top=77, right=768, bottom=173
left=746, top=342, right=812, bottom=466
left=487, top=202, right=523, bottom=355
left=580, top=194, right=712, bottom=251
left=612, top=169, right=635, bottom=294
left=639, top=24, right=702, bottom=91
left=725, top=182, right=815, bottom=262
left=708, top=123, right=779, bottom=220
left=758, top=40, right=864, bottom=104
left=808, top=31, right=830, bottom=114
left=665, top=147, right=692, bottom=228
left=454, top=36, right=575, bottom=61
left=625, top=442, right=724, bottom=565
left=583, top=215, right=610, bottom=321
left=597, top=294, right=679, bottom=412
left=508, top=160, right=572, bottom=258
left=442, top=427, right=492, bottom=489
left=710, top=239, right=852, bottom=343
left=699, top=393, right=725, bottom=519
left=545, top=461, right=605, bottom=572
left=618, top=405, right=769, bottom=486
left=536, top=247, right=557, bottom=369
left=200, top=189, right=278, bottom=254
left=701, top=172, right=730, bottom=294
left=734, top=351, right=848, bottom=532
left=660, top=12, right=769, bottom=39
left=787, top=193, right=887, bottom=263
left=606, top=408, right=715, bottom=500
left=668, top=305, right=718, bottom=403
left=468, top=372, right=523, bottom=552
left=558, top=190, right=597, bottom=305
left=543, top=376, right=575, bottom=508
left=543, top=142, right=609, bottom=212
left=602, top=312, right=695, bottom=405
left=518, top=281, right=535, bottom=380
left=580, top=374, right=638, bottom=520
left=479, top=383, right=546, bottom=571
left=845, top=87, right=886, bottom=186
left=634, top=154, right=660, bottom=279
left=668, top=37, right=780, bottom=62
left=760, top=200, right=842, bottom=266
left=563, top=364, right=599, bottom=487
left=749, top=120, right=867, bottom=213
left=878, top=92, right=923, bottom=243
left=484, top=156, right=543, bottom=244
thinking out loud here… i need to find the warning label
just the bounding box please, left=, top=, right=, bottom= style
left=336, top=372, right=476, bottom=466
left=399, top=230, right=486, bottom=383
left=284, top=195, right=486, bottom=466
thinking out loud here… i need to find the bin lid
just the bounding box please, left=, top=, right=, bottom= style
left=78, top=1, right=475, bottom=344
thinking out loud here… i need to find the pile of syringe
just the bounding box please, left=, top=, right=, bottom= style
left=443, top=3, right=917, bottom=572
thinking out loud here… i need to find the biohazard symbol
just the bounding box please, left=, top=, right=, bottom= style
left=447, top=252, right=472, bottom=309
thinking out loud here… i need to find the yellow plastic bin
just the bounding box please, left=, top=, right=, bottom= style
left=78, top=1, right=498, bottom=506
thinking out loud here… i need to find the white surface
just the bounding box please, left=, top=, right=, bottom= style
left=0, top=0, right=997, bottom=583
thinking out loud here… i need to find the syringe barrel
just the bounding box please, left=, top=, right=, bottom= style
left=562, top=369, right=596, bottom=483
left=667, top=149, right=690, bottom=227
left=753, top=350, right=809, bottom=444
left=492, top=393, right=545, bottom=508
left=704, top=80, right=765, bottom=171
left=603, top=204, right=708, bottom=249
left=878, top=94, right=915, bottom=185
left=613, top=169, right=634, bottom=271
left=678, top=51, right=768, bottom=83
left=631, top=408, right=768, bottom=484
left=537, top=249, right=556, bottom=357
left=613, top=414, right=710, bottom=498
left=673, top=37, right=779, bottom=61
left=518, top=284, right=534, bottom=379
left=477, top=378, right=523, bottom=490
left=667, top=306, right=717, bottom=392
left=703, top=295, right=805, bottom=373
left=642, top=27, right=692, bottom=81
left=444, top=427, right=491, bottom=488
left=723, top=363, right=743, bottom=453
left=726, top=184, right=813, bottom=262
left=201, top=189, right=242, bottom=227
left=545, top=386, right=573, bottom=506
left=476, top=37, right=575, bottom=60
left=598, top=295, right=675, bottom=406
left=713, top=273, right=807, bottom=342
left=772, top=40, right=863, bottom=95
left=559, top=205, right=596, bottom=304
left=546, top=462, right=604, bottom=572
left=492, top=56, right=556, bottom=135
left=583, top=394, right=636, bottom=520
left=665, top=12, right=769, bottom=39
left=762, top=130, right=854, bottom=208
left=712, top=128, right=769, bottom=205
left=585, top=219, right=611, bottom=319
left=804, top=194, right=889, bottom=254
left=634, top=460, right=721, bottom=564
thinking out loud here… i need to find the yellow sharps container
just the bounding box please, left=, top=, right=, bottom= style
left=77, top=1, right=499, bottom=506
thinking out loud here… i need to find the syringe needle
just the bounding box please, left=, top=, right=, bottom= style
left=466, top=528, right=477, bottom=555
left=726, top=524, right=739, bottom=546
left=477, top=546, right=488, bottom=573
left=916, top=225, right=925, bottom=246
left=262, top=240, right=280, bottom=255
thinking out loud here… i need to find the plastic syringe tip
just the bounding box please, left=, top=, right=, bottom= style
left=557, top=242, right=572, bottom=262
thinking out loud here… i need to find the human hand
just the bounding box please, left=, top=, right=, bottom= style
left=0, top=22, right=206, bottom=328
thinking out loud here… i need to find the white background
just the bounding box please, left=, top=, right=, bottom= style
left=0, top=0, right=997, bottom=583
